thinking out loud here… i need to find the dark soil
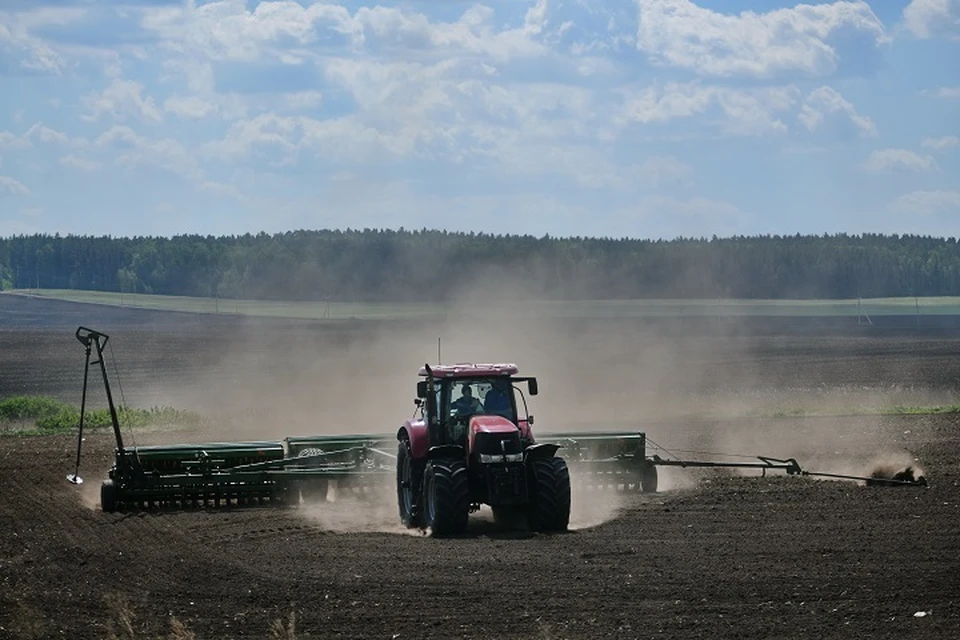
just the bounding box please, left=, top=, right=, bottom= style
left=1, top=294, right=959, bottom=639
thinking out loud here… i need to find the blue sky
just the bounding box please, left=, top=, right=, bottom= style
left=0, top=0, right=958, bottom=240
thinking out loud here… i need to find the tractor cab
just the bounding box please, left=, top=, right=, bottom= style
left=415, top=363, right=538, bottom=449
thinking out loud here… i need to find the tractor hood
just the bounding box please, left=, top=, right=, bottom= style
left=470, top=415, right=517, bottom=434
left=468, top=415, right=522, bottom=457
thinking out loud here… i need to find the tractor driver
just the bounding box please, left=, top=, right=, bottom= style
left=451, top=384, right=482, bottom=418
left=483, top=382, right=512, bottom=418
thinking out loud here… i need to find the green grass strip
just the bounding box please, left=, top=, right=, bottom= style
left=0, top=395, right=204, bottom=435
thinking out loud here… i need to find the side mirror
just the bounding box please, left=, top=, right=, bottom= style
left=416, top=381, right=428, bottom=398
left=414, top=398, right=422, bottom=407
left=528, top=378, right=538, bottom=396
left=528, top=414, right=535, bottom=426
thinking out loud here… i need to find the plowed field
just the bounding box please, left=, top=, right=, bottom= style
left=1, top=294, right=959, bottom=639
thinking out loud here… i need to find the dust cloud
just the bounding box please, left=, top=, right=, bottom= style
left=295, top=483, right=424, bottom=536
left=90, top=265, right=935, bottom=525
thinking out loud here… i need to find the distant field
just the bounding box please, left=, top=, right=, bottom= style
left=10, top=289, right=960, bottom=321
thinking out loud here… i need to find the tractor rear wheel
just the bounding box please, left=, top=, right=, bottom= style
left=422, top=459, right=469, bottom=536
left=527, top=456, right=571, bottom=532
left=396, top=437, right=424, bottom=528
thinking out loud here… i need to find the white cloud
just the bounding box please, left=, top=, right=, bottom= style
left=0, top=0, right=956, bottom=239
left=620, top=82, right=800, bottom=136
left=141, top=1, right=548, bottom=66
left=23, top=122, right=70, bottom=145
left=799, top=86, right=876, bottom=137
left=95, top=125, right=199, bottom=179
left=925, top=86, right=960, bottom=100
left=635, top=0, right=887, bottom=78
left=903, top=0, right=960, bottom=40
left=922, top=136, right=960, bottom=151
left=81, top=79, right=164, bottom=124
left=0, top=7, right=85, bottom=75
left=891, top=190, right=960, bottom=214
left=862, top=149, right=938, bottom=173
left=163, top=95, right=217, bottom=119
left=59, top=155, right=102, bottom=172
left=284, top=91, right=323, bottom=110
left=0, top=175, right=31, bottom=196
left=0, top=130, right=32, bottom=150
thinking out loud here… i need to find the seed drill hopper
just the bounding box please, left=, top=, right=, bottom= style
left=67, top=327, right=927, bottom=534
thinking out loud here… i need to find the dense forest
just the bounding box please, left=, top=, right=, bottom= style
left=1, top=230, right=959, bottom=301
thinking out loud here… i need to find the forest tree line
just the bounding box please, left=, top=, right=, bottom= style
left=1, top=230, right=959, bottom=302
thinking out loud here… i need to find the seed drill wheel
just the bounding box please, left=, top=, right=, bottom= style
left=422, top=459, right=469, bottom=536
left=396, top=437, right=423, bottom=528
left=527, top=456, right=571, bottom=532
left=101, top=479, right=118, bottom=513
left=641, top=462, right=658, bottom=493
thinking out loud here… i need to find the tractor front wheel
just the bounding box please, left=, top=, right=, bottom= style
left=396, top=437, right=423, bottom=528
left=422, top=459, right=469, bottom=536
left=527, top=456, right=571, bottom=532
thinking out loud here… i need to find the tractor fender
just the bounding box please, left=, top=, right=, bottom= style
left=524, top=443, right=561, bottom=459
left=397, top=419, right=430, bottom=460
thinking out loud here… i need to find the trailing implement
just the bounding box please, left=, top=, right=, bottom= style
left=66, top=327, right=928, bottom=533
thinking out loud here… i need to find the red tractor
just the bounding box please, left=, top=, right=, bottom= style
left=396, top=363, right=571, bottom=536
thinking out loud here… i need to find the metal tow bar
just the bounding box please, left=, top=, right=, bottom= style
left=650, top=455, right=928, bottom=487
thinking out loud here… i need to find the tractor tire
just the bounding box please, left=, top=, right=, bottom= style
left=101, top=479, right=118, bottom=513
left=422, top=459, right=469, bottom=536
left=527, top=456, right=571, bottom=533
left=641, top=462, right=658, bottom=493
left=396, top=438, right=424, bottom=528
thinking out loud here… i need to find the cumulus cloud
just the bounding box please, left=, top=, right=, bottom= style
left=0, top=1, right=956, bottom=239
left=141, top=1, right=549, bottom=65
left=0, top=7, right=85, bottom=74
left=635, top=0, right=887, bottom=78
left=23, top=122, right=70, bottom=145
left=163, top=95, right=217, bottom=119
left=81, top=78, right=164, bottom=123
left=903, top=0, right=960, bottom=40
left=0, top=175, right=31, bottom=196
left=619, top=82, right=800, bottom=136
left=862, top=149, right=938, bottom=173
left=95, top=124, right=198, bottom=178
left=798, top=86, right=876, bottom=138
left=0, top=130, right=32, bottom=150
left=891, top=190, right=960, bottom=214
left=922, top=136, right=960, bottom=151
left=924, top=86, right=960, bottom=100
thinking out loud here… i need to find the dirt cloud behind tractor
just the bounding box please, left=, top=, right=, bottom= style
left=64, top=273, right=931, bottom=534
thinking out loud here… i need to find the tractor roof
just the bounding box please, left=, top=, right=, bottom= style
left=419, top=363, right=520, bottom=378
